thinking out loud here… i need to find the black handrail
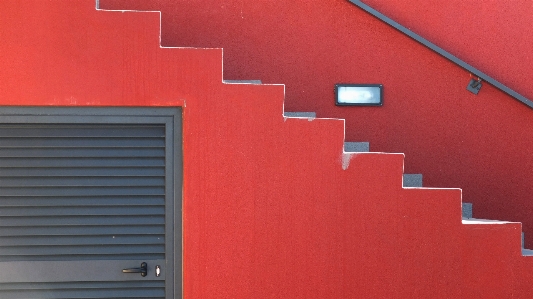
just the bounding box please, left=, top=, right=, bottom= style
left=347, top=0, right=533, bottom=109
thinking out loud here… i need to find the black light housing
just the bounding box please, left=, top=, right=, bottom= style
left=335, top=84, right=383, bottom=106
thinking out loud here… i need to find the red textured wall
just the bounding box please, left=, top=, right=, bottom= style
left=2, top=1, right=533, bottom=298
left=98, top=0, right=533, bottom=248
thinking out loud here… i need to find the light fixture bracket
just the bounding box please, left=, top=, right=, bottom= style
left=467, top=78, right=482, bottom=95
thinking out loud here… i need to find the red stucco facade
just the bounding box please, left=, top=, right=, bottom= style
left=1, top=0, right=533, bottom=298
left=99, top=0, right=533, bottom=249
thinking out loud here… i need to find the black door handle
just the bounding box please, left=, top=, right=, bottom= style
left=122, top=262, right=147, bottom=277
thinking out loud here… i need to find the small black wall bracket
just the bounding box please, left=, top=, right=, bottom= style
left=467, top=78, right=482, bottom=95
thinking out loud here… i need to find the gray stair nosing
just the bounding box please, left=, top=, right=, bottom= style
left=344, top=142, right=370, bottom=152
left=462, top=202, right=473, bottom=219
left=223, top=80, right=262, bottom=84
left=403, top=174, right=423, bottom=188
left=283, top=112, right=316, bottom=118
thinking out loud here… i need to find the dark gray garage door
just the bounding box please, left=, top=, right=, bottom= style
left=0, top=107, right=182, bottom=299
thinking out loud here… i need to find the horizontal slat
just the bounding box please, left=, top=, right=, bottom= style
left=0, top=176, right=164, bottom=187
left=0, top=125, right=165, bottom=138
left=0, top=280, right=165, bottom=290
left=0, top=289, right=165, bottom=299
left=0, top=157, right=165, bottom=167
left=0, top=244, right=165, bottom=256
left=0, top=137, right=165, bottom=147
left=0, top=296, right=163, bottom=299
left=0, top=167, right=165, bottom=177
left=0, top=206, right=164, bottom=217
left=0, top=253, right=165, bottom=262
left=0, top=291, right=165, bottom=299
left=0, top=215, right=165, bottom=226
left=0, top=225, right=164, bottom=236
left=0, top=280, right=165, bottom=299
left=0, top=196, right=165, bottom=207
left=0, top=235, right=164, bottom=246
left=0, top=147, right=165, bottom=157
left=0, top=186, right=164, bottom=196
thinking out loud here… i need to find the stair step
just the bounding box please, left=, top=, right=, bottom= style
left=403, top=174, right=422, bottom=187
left=283, top=112, right=316, bottom=118
left=223, top=80, right=262, bottom=84
left=462, top=203, right=473, bottom=219
left=460, top=204, right=525, bottom=248
left=344, top=142, right=369, bottom=152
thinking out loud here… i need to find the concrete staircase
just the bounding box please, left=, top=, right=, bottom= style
left=286, top=111, right=528, bottom=258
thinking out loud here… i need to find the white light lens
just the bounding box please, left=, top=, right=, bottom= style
left=337, top=86, right=381, bottom=104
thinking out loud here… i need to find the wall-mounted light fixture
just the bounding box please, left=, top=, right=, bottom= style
left=335, top=84, right=383, bottom=106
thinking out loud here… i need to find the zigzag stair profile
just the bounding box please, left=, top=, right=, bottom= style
left=1, top=1, right=532, bottom=298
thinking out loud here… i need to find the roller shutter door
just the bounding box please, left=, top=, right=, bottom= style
left=0, top=107, right=181, bottom=299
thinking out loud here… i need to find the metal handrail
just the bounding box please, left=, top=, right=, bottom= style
left=347, top=0, right=533, bottom=109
